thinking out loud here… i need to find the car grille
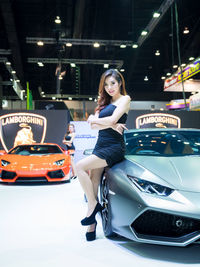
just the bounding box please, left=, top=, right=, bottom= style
left=16, top=177, right=47, bottom=182
left=1, top=170, right=16, bottom=179
left=131, top=210, right=200, bottom=238
left=47, top=170, right=65, bottom=178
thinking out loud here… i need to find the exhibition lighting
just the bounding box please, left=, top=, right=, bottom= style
left=37, top=41, right=44, bottom=46
left=144, top=76, right=148, bottom=81
left=11, top=70, right=16, bottom=74
left=93, top=42, right=100, bottom=47
left=183, top=27, right=189, bottom=34
left=189, top=57, right=194, bottom=61
left=89, top=97, right=92, bottom=100
left=181, top=63, right=186, bottom=67
left=161, top=76, right=166, bottom=80
left=6, top=61, right=11, bottom=65
left=55, top=16, right=61, bottom=24
left=66, top=43, right=72, bottom=47
left=155, top=50, right=160, bottom=56
left=120, top=69, right=125, bottom=72
left=173, top=65, right=178, bottom=68
left=37, top=62, right=44, bottom=67
left=166, top=72, right=171, bottom=76
left=68, top=97, right=72, bottom=100
left=153, top=12, right=161, bottom=18
left=132, top=44, right=138, bottom=48
left=104, top=64, right=109, bottom=68
left=141, top=30, right=148, bottom=36
left=70, top=63, right=76, bottom=67
left=120, top=44, right=126, bottom=48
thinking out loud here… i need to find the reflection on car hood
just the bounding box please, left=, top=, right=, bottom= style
left=126, top=155, right=200, bottom=192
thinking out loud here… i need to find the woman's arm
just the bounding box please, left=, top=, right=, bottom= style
left=91, top=122, right=127, bottom=134
left=88, top=95, right=131, bottom=126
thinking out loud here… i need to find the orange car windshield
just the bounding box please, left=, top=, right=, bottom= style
left=9, top=145, right=62, bottom=155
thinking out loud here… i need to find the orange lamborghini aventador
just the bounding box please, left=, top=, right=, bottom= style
left=0, top=143, right=72, bottom=183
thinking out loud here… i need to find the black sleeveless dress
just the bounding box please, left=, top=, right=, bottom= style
left=92, top=104, right=127, bottom=167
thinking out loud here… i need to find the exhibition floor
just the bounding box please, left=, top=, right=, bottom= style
left=0, top=180, right=200, bottom=267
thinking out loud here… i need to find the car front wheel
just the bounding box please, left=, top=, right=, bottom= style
left=100, top=174, right=116, bottom=237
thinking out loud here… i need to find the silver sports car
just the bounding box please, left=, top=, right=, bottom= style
left=100, top=128, right=200, bottom=247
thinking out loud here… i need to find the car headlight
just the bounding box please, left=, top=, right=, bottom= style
left=53, top=159, right=65, bottom=166
left=1, top=160, right=11, bottom=166
left=127, top=175, right=174, bottom=196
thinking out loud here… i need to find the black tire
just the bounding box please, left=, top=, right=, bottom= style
left=100, top=174, right=116, bottom=237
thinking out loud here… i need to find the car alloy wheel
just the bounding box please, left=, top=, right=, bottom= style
left=100, top=174, right=115, bottom=237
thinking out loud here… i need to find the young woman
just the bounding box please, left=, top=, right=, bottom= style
left=76, top=69, right=130, bottom=241
left=63, top=123, right=76, bottom=178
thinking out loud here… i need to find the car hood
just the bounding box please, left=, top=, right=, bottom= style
left=125, top=155, right=200, bottom=192
left=0, top=154, right=68, bottom=170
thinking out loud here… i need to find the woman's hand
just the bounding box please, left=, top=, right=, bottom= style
left=112, top=123, right=128, bottom=134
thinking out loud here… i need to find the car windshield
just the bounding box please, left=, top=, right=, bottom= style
left=125, top=130, right=200, bottom=156
left=9, top=145, right=62, bottom=155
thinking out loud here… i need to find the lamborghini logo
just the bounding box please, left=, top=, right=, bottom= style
left=136, top=113, right=181, bottom=129
left=0, top=113, right=47, bottom=152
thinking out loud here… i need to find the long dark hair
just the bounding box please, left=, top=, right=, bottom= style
left=95, top=69, right=127, bottom=112
left=67, top=123, right=75, bottom=134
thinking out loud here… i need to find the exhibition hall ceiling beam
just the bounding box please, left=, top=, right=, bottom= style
left=137, top=0, right=175, bottom=47
left=26, top=37, right=134, bottom=47
left=27, top=58, right=124, bottom=69
left=0, top=0, right=24, bottom=86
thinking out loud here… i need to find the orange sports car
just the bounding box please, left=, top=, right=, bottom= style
left=0, top=143, right=72, bottom=183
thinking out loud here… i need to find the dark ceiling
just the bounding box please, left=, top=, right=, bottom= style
left=0, top=0, right=200, bottom=102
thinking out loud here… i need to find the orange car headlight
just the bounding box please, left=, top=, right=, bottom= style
left=53, top=159, right=65, bottom=166
left=1, top=160, right=11, bottom=166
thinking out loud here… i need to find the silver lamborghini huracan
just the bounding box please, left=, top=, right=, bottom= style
left=100, top=128, right=200, bottom=247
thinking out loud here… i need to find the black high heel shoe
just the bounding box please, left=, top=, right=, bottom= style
left=85, top=220, right=97, bottom=241
left=81, top=202, right=103, bottom=226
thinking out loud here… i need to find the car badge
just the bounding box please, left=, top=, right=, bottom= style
left=0, top=112, right=47, bottom=152
left=136, top=113, right=181, bottom=129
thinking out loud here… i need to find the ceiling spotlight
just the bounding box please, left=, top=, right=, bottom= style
left=120, top=69, right=125, bottom=72
left=166, top=72, right=171, bottom=76
left=11, top=70, right=16, bottom=74
left=181, top=63, right=186, bottom=67
left=141, top=30, right=148, bottom=36
left=66, top=43, right=72, bottom=47
left=132, top=44, right=138, bottom=48
left=189, top=57, right=194, bottom=61
left=37, top=62, right=44, bottom=67
left=68, top=97, right=72, bottom=100
left=37, top=41, right=44, bottom=46
left=155, top=50, right=160, bottom=56
left=70, top=63, right=76, bottom=67
left=173, top=65, right=178, bottom=68
left=55, top=16, right=61, bottom=24
left=16, top=79, right=20, bottom=82
left=153, top=12, right=160, bottom=18
left=104, top=64, right=109, bottom=68
left=161, top=76, right=166, bottom=80
left=93, top=42, right=100, bottom=48
left=89, top=97, right=93, bottom=100
left=144, top=76, right=148, bottom=81
left=58, top=75, right=63, bottom=80
left=6, top=61, right=11, bottom=65
left=183, top=27, right=189, bottom=34
left=41, top=91, right=45, bottom=95
left=120, top=44, right=126, bottom=48
left=52, top=96, right=56, bottom=100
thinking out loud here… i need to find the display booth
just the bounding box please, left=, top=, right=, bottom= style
left=1, top=110, right=200, bottom=161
